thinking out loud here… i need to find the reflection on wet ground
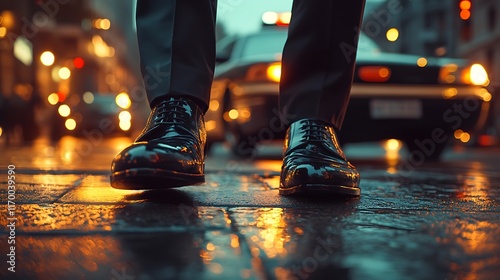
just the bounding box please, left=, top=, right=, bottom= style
left=0, top=138, right=499, bottom=279
left=0, top=136, right=132, bottom=171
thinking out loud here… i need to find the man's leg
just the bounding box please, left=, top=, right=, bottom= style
left=280, top=0, right=365, bottom=129
left=136, top=0, right=217, bottom=110
left=110, top=0, right=217, bottom=190
left=279, top=0, right=366, bottom=196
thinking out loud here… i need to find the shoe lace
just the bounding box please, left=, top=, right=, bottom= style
left=284, top=120, right=346, bottom=164
left=300, top=121, right=329, bottom=143
left=136, top=98, right=200, bottom=143
left=153, top=99, right=190, bottom=126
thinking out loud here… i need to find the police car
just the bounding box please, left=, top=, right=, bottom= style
left=205, top=12, right=492, bottom=160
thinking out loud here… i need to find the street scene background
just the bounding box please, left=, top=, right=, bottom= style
left=1, top=0, right=500, bottom=279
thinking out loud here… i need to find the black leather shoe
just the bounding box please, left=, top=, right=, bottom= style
left=110, top=97, right=206, bottom=189
left=279, top=119, right=360, bottom=197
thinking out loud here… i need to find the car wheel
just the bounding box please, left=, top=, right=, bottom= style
left=403, top=138, right=448, bottom=162
left=222, top=89, right=257, bottom=159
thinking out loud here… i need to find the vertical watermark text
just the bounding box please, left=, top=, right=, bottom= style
left=6, top=164, right=17, bottom=273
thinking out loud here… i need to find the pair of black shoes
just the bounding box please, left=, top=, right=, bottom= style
left=110, top=97, right=360, bottom=197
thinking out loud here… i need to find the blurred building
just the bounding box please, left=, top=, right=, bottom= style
left=364, top=0, right=499, bottom=82
left=0, top=0, right=141, bottom=141
left=457, top=0, right=499, bottom=87
left=363, top=0, right=459, bottom=57
left=363, top=0, right=500, bottom=143
left=458, top=0, right=500, bottom=140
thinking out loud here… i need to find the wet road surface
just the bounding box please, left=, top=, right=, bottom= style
left=0, top=137, right=499, bottom=279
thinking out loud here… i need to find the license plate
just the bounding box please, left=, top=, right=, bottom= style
left=370, top=99, right=422, bottom=119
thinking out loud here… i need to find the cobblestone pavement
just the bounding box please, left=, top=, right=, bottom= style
left=0, top=137, right=499, bottom=279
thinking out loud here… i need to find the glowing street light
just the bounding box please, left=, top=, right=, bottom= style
left=0, top=27, right=6, bottom=38
left=40, top=51, right=55, bottom=66
left=58, top=67, right=71, bottom=80
left=58, top=104, right=71, bottom=117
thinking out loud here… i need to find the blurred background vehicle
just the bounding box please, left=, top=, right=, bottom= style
left=205, top=11, right=493, bottom=160
left=0, top=0, right=498, bottom=155
left=49, top=91, right=134, bottom=139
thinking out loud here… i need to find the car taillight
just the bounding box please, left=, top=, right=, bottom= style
left=357, top=66, right=391, bottom=83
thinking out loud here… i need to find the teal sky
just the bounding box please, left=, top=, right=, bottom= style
left=130, top=1, right=384, bottom=35
left=216, top=0, right=384, bottom=35
left=216, top=0, right=293, bottom=35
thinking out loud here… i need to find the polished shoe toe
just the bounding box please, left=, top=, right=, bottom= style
left=280, top=163, right=360, bottom=196
left=110, top=97, right=206, bottom=190
left=110, top=141, right=204, bottom=190
left=279, top=119, right=360, bottom=197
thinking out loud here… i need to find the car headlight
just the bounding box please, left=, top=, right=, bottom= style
left=440, top=63, right=490, bottom=86
left=266, top=63, right=281, bottom=82
left=468, top=64, right=490, bottom=86
left=246, top=62, right=282, bottom=83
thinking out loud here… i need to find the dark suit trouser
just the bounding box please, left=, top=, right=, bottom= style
left=136, top=0, right=365, bottom=130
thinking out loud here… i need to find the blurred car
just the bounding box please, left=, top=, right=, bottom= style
left=205, top=12, right=492, bottom=160
left=49, top=91, right=133, bottom=139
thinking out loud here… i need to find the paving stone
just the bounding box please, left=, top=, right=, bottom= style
left=229, top=207, right=500, bottom=280
left=0, top=204, right=231, bottom=233
left=2, top=231, right=255, bottom=280
left=0, top=174, right=83, bottom=204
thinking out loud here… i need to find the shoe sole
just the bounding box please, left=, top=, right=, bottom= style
left=279, top=184, right=360, bottom=197
left=110, top=168, right=205, bottom=190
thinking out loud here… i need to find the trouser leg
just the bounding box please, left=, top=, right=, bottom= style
left=279, top=0, right=366, bottom=130
left=136, top=0, right=217, bottom=111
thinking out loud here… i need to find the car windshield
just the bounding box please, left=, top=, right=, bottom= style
left=240, top=30, right=379, bottom=59
left=358, top=33, right=380, bottom=52
left=240, top=31, right=288, bottom=58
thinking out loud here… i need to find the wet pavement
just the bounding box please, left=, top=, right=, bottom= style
left=0, top=137, right=500, bottom=279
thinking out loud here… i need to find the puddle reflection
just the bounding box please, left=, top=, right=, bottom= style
left=1, top=136, right=131, bottom=170
left=250, top=208, right=288, bottom=259
left=455, top=168, right=493, bottom=204
left=436, top=219, right=500, bottom=280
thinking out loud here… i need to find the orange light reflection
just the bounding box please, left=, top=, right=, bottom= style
left=437, top=220, right=500, bottom=280
left=251, top=208, right=289, bottom=259
left=457, top=168, right=491, bottom=204
left=254, top=160, right=282, bottom=173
